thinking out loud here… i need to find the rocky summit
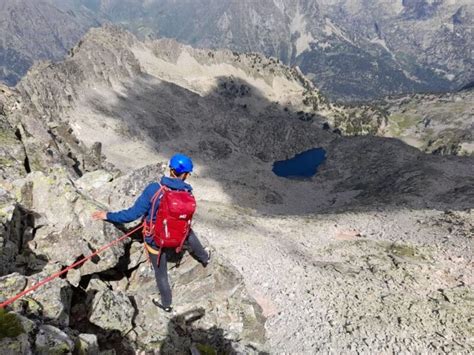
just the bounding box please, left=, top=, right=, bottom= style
left=0, top=26, right=473, bottom=353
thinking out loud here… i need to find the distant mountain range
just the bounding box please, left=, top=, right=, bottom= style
left=0, top=0, right=472, bottom=101
left=0, top=0, right=101, bottom=85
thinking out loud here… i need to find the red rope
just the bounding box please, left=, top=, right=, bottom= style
left=0, top=224, right=143, bottom=309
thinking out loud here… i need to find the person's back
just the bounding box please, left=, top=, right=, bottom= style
left=92, top=154, right=210, bottom=312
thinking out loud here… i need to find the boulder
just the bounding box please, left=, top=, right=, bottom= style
left=129, top=252, right=266, bottom=352
left=16, top=169, right=126, bottom=276
left=25, top=264, right=72, bottom=327
left=0, top=110, right=26, bottom=181
left=0, top=334, right=32, bottom=355
left=0, top=273, right=28, bottom=312
left=75, top=170, right=114, bottom=193
left=35, top=324, right=74, bottom=355
left=0, top=309, right=32, bottom=355
left=0, top=190, right=21, bottom=276
left=86, top=276, right=110, bottom=292
left=88, top=289, right=135, bottom=334
left=66, top=268, right=81, bottom=288
left=76, top=333, right=99, bottom=355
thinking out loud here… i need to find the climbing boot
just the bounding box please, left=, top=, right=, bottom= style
left=152, top=298, right=173, bottom=313
left=202, top=249, right=211, bottom=268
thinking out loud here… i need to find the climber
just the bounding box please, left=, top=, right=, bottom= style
left=92, top=154, right=210, bottom=313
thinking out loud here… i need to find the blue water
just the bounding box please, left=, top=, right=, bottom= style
left=272, top=148, right=327, bottom=178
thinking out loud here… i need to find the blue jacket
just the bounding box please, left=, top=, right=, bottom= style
left=107, top=176, right=193, bottom=247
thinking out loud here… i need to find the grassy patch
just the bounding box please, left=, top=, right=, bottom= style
left=386, top=243, right=425, bottom=260
left=0, top=129, right=18, bottom=145
left=195, top=344, right=217, bottom=355
left=0, top=309, right=24, bottom=340
left=387, top=113, right=422, bottom=135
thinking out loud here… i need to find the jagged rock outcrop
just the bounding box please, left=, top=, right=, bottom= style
left=88, top=289, right=135, bottom=334
left=35, top=325, right=75, bottom=354
left=0, top=85, right=26, bottom=180
left=0, top=83, right=107, bottom=180
left=3, top=168, right=125, bottom=277
left=0, top=171, right=266, bottom=352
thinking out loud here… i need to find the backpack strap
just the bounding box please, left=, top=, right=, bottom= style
left=142, top=185, right=167, bottom=235
left=142, top=184, right=168, bottom=267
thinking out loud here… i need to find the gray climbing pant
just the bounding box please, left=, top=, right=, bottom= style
left=147, top=230, right=209, bottom=308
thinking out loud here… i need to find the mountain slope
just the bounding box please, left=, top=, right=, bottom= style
left=327, top=89, right=474, bottom=156
left=0, top=0, right=102, bottom=85
left=1, top=26, right=472, bottom=352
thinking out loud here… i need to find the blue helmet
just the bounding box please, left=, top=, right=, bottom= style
left=169, top=154, right=193, bottom=174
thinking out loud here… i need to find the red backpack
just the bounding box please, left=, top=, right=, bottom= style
left=146, top=186, right=196, bottom=254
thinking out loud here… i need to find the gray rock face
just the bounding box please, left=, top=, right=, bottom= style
left=0, top=0, right=102, bottom=86
left=25, top=265, right=73, bottom=327
left=89, top=289, right=135, bottom=334
left=35, top=324, right=75, bottom=355
left=0, top=334, right=32, bottom=355
left=72, top=0, right=472, bottom=101
left=123, top=253, right=265, bottom=353
left=0, top=273, right=27, bottom=307
left=0, top=85, right=26, bottom=180
left=76, top=333, right=99, bottom=355
left=13, top=169, right=126, bottom=277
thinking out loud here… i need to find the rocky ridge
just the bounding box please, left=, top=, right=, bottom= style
left=1, top=0, right=472, bottom=102
left=14, top=24, right=471, bottom=158
left=72, top=0, right=473, bottom=101
left=0, top=26, right=473, bottom=353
